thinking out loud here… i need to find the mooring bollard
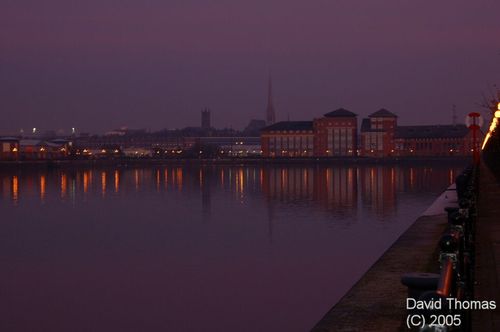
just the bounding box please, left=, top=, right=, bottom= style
left=401, top=273, right=440, bottom=300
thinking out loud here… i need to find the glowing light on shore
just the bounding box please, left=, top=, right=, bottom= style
left=482, top=103, right=500, bottom=150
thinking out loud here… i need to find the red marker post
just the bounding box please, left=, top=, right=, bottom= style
left=465, top=112, right=483, bottom=165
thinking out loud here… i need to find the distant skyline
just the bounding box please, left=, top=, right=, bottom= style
left=1, top=0, right=500, bottom=134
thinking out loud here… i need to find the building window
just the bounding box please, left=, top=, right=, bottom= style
left=333, top=128, right=340, bottom=155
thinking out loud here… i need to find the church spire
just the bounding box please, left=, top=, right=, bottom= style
left=266, top=74, right=276, bottom=125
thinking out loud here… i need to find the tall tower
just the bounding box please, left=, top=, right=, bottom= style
left=266, top=75, right=276, bottom=125
left=201, top=108, right=211, bottom=129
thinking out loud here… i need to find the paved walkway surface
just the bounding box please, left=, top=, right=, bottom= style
left=472, top=164, right=500, bottom=331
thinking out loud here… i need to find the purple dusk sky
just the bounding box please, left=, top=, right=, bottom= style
left=1, top=0, right=500, bottom=134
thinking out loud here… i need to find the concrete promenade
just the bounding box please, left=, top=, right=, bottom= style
left=472, top=164, right=500, bottom=330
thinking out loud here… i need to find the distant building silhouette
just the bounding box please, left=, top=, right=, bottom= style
left=266, top=76, right=276, bottom=125
left=201, top=108, right=211, bottom=130
left=243, top=119, right=267, bottom=137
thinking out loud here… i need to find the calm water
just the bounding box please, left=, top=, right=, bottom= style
left=0, top=163, right=464, bottom=331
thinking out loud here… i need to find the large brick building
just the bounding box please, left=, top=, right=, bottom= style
left=261, top=108, right=358, bottom=157
left=359, top=110, right=475, bottom=158
left=313, top=108, right=357, bottom=157
left=260, top=121, right=314, bottom=157
left=360, top=109, right=398, bottom=157
left=393, top=125, right=473, bottom=157
left=261, top=107, right=475, bottom=158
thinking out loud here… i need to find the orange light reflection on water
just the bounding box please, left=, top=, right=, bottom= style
left=101, top=172, right=106, bottom=196
left=238, top=168, right=244, bottom=195
left=40, top=175, right=46, bottom=201
left=61, top=174, right=67, bottom=198
left=83, top=171, right=89, bottom=194
left=135, top=170, right=139, bottom=191
left=114, top=170, right=120, bottom=193
left=156, top=169, right=161, bottom=192
left=176, top=168, right=183, bottom=191
left=409, top=168, right=415, bottom=188
left=12, top=175, right=18, bottom=203
left=390, top=168, right=395, bottom=187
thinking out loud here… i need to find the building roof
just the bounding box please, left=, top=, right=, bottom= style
left=395, top=124, right=469, bottom=139
left=20, top=139, right=43, bottom=147
left=18, top=139, right=65, bottom=147
left=51, top=138, right=70, bottom=143
left=261, top=121, right=313, bottom=132
left=360, top=119, right=384, bottom=132
left=369, top=109, right=398, bottom=118
left=324, top=108, right=357, bottom=118
left=0, top=137, right=19, bottom=142
left=200, top=137, right=261, bottom=144
left=46, top=141, right=65, bottom=148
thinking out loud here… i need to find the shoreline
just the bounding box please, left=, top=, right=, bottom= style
left=310, top=186, right=456, bottom=331
left=0, top=156, right=470, bottom=169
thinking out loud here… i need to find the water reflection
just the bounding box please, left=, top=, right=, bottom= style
left=0, top=162, right=468, bottom=332
left=61, top=173, right=67, bottom=198
left=0, top=164, right=463, bottom=214
left=83, top=170, right=90, bottom=194
left=12, top=175, right=18, bottom=203
left=176, top=168, right=183, bottom=191
left=40, top=175, right=46, bottom=201
left=360, top=167, right=396, bottom=214
left=115, top=170, right=120, bottom=193
left=101, top=171, right=106, bottom=196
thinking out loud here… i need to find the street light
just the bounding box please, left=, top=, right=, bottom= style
left=481, top=103, right=500, bottom=150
